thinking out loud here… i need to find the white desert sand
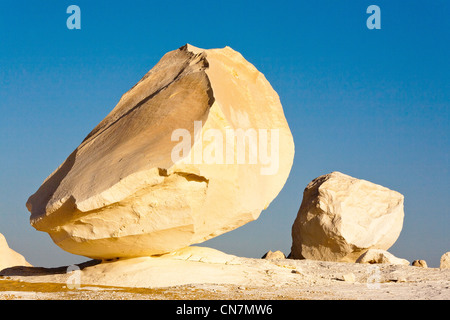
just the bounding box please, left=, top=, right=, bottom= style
left=1, top=246, right=449, bottom=300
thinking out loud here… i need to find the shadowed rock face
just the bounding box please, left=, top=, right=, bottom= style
left=291, top=172, right=404, bottom=262
left=26, top=44, right=295, bottom=260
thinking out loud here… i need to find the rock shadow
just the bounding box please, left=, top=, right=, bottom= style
left=0, top=259, right=101, bottom=277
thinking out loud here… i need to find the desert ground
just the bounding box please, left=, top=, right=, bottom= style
left=1, top=247, right=449, bottom=300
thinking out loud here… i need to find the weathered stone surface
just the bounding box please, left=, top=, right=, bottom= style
left=290, top=172, right=404, bottom=262
left=261, top=250, right=286, bottom=260
left=0, top=233, right=31, bottom=270
left=341, top=273, right=356, bottom=283
left=26, top=44, right=294, bottom=260
left=440, top=252, right=450, bottom=269
left=412, top=259, right=428, bottom=268
left=355, top=249, right=409, bottom=265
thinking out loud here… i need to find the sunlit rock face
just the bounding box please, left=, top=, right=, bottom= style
left=291, top=172, right=404, bottom=262
left=0, top=233, right=31, bottom=270
left=26, top=44, right=294, bottom=260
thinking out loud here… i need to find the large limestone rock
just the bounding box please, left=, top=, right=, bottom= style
left=290, top=172, right=404, bottom=262
left=26, top=44, right=295, bottom=260
left=0, top=233, right=32, bottom=270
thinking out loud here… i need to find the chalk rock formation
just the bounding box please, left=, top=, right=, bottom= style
left=0, top=233, right=31, bottom=270
left=26, top=44, right=294, bottom=260
left=340, top=273, right=356, bottom=283
left=356, top=249, right=409, bottom=265
left=290, top=172, right=404, bottom=262
left=412, top=259, right=428, bottom=268
left=440, top=252, right=450, bottom=269
left=261, top=250, right=286, bottom=260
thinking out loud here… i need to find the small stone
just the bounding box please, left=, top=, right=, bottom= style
left=291, top=269, right=303, bottom=275
left=397, top=277, right=407, bottom=283
left=412, top=259, right=428, bottom=268
left=261, top=250, right=286, bottom=260
left=342, top=273, right=356, bottom=283
left=388, top=276, right=407, bottom=283
left=440, top=252, right=450, bottom=269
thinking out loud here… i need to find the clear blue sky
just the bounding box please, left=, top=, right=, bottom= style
left=0, top=1, right=448, bottom=267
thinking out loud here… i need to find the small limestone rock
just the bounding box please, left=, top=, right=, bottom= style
left=412, top=259, right=428, bottom=268
left=261, top=250, right=286, bottom=260
left=386, top=277, right=406, bottom=283
left=342, top=273, right=356, bottom=283
left=440, top=252, right=450, bottom=269
left=291, top=172, right=405, bottom=262
left=356, top=249, right=409, bottom=266
left=0, top=233, right=32, bottom=270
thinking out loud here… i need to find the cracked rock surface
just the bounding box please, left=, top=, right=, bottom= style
left=25, top=44, right=294, bottom=259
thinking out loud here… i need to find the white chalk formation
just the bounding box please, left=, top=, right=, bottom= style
left=0, top=233, right=31, bottom=270
left=291, top=172, right=405, bottom=262
left=26, top=44, right=295, bottom=260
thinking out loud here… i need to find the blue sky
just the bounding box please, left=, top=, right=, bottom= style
left=0, top=1, right=448, bottom=267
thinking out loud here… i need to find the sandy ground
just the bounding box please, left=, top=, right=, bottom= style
left=1, top=279, right=449, bottom=300
left=1, top=248, right=449, bottom=300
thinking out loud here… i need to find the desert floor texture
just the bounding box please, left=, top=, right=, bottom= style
left=1, top=251, right=449, bottom=300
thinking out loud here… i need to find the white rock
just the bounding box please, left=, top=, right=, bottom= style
left=341, top=273, right=356, bottom=283
left=262, top=250, right=286, bottom=260
left=356, top=249, right=410, bottom=265
left=440, top=252, right=450, bottom=269
left=290, top=172, right=404, bottom=262
left=412, top=259, right=428, bottom=268
left=0, top=233, right=32, bottom=270
left=26, top=44, right=295, bottom=260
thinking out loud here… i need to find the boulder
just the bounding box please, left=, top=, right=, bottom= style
left=412, top=259, right=428, bottom=268
left=0, top=233, right=31, bottom=270
left=355, top=249, right=409, bottom=265
left=290, top=172, right=404, bottom=262
left=26, top=44, right=295, bottom=260
left=261, top=250, right=286, bottom=260
left=440, top=252, right=450, bottom=269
